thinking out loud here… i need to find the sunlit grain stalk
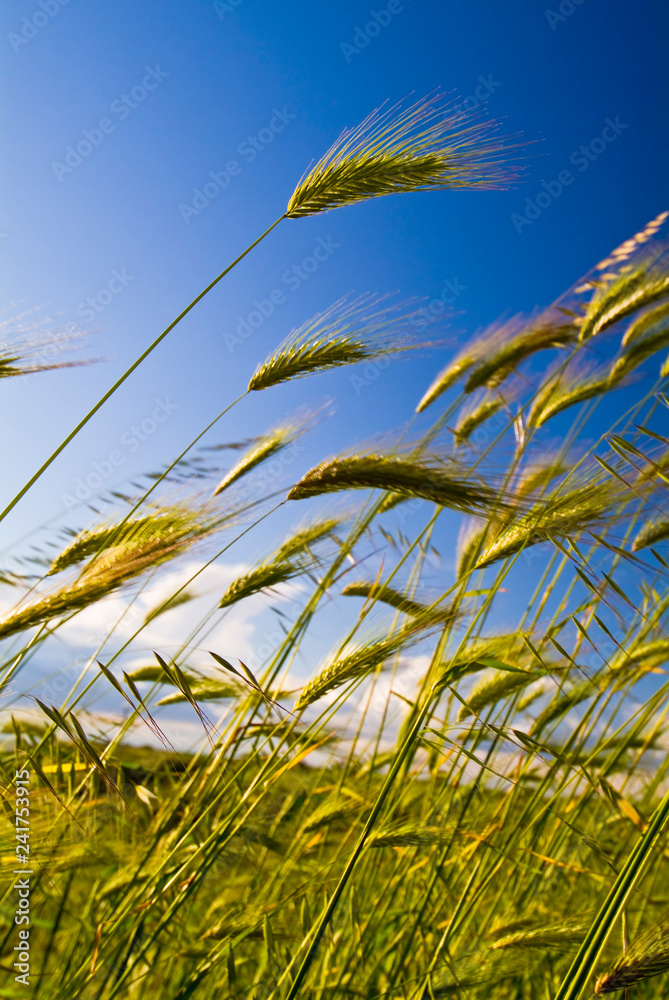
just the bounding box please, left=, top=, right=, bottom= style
left=333, top=521, right=440, bottom=788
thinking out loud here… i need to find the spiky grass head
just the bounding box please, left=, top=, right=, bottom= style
left=0, top=503, right=224, bottom=642
left=286, top=93, right=520, bottom=218
left=526, top=361, right=623, bottom=429
left=416, top=312, right=578, bottom=412
left=0, top=309, right=94, bottom=379
left=632, top=518, right=669, bottom=551
left=288, top=448, right=509, bottom=516
left=341, top=580, right=455, bottom=623
left=595, top=920, right=669, bottom=994
left=579, top=260, right=669, bottom=343
left=610, top=299, right=669, bottom=380
left=218, top=516, right=339, bottom=608
left=295, top=605, right=447, bottom=709
left=475, top=475, right=627, bottom=568
left=452, top=388, right=509, bottom=444
left=248, top=295, right=420, bottom=391
left=213, top=421, right=302, bottom=496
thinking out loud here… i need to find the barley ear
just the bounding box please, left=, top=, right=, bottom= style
left=286, top=93, right=520, bottom=218
left=248, top=295, right=419, bottom=392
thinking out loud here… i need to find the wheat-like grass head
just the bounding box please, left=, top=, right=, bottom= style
left=286, top=93, right=520, bottom=218
left=416, top=311, right=578, bottom=412
left=248, top=294, right=420, bottom=391
left=288, top=448, right=509, bottom=516
left=213, top=422, right=303, bottom=496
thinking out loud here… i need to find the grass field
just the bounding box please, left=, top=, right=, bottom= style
left=1, top=101, right=669, bottom=999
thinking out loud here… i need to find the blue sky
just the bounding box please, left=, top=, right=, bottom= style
left=1, top=0, right=668, bottom=731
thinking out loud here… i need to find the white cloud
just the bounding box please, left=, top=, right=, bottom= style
left=28, top=558, right=304, bottom=671
left=0, top=558, right=310, bottom=733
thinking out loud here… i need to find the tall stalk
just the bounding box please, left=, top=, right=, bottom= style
left=0, top=216, right=284, bottom=525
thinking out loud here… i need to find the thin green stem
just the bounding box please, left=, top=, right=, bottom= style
left=278, top=696, right=436, bottom=999
left=0, top=216, right=284, bottom=525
